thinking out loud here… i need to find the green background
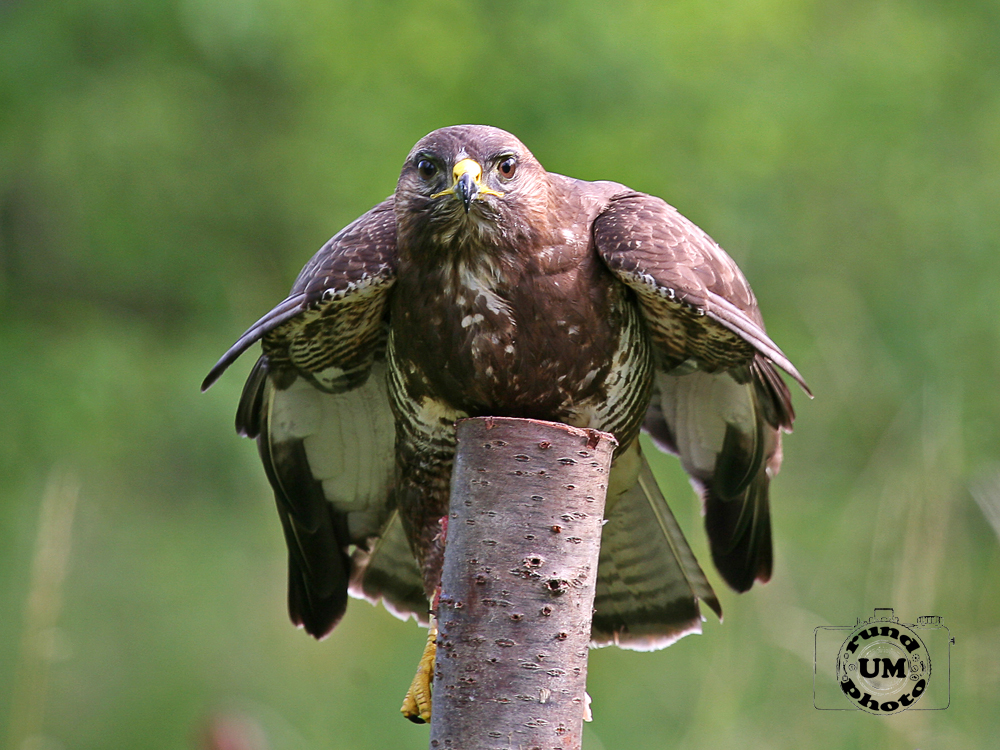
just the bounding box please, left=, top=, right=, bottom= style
left=2, top=1, right=998, bottom=748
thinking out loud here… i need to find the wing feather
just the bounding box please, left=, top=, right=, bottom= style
left=256, top=375, right=352, bottom=637
left=202, top=197, right=397, bottom=392
left=594, top=191, right=810, bottom=394
left=646, top=367, right=779, bottom=592
left=203, top=295, right=308, bottom=392
left=204, top=197, right=410, bottom=637
left=594, top=191, right=804, bottom=593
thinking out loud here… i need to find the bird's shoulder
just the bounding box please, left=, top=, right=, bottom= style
left=288, top=196, right=398, bottom=298
left=545, top=172, right=631, bottom=223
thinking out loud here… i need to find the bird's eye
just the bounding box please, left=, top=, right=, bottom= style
left=417, top=159, right=437, bottom=179
left=498, top=156, right=517, bottom=179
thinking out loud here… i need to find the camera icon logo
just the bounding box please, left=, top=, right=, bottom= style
left=814, top=608, right=953, bottom=713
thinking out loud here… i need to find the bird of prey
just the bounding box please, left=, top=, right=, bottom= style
left=203, top=125, right=809, bottom=723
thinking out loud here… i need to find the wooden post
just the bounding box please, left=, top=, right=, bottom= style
left=430, top=417, right=617, bottom=750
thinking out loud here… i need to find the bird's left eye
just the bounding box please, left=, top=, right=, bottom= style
left=498, top=157, right=517, bottom=179
left=417, top=159, right=437, bottom=179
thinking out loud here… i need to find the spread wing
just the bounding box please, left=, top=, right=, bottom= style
left=594, top=191, right=809, bottom=593
left=204, top=198, right=426, bottom=638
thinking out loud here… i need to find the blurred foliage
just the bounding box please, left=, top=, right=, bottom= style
left=2, top=0, right=999, bottom=748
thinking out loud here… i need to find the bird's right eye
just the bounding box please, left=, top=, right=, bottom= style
left=417, top=159, right=437, bottom=179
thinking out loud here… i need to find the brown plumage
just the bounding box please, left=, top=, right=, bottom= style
left=204, top=125, right=809, bottom=652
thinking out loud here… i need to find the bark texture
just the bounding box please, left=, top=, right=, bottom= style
left=430, top=417, right=616, bottom=750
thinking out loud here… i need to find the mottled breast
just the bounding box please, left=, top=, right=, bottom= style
left=388, top=248, right=654, bottom=450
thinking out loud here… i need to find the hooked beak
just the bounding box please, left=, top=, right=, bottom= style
left=432, top=158, right=504, bottom=213
left=455, top=167, right=478, bottom=213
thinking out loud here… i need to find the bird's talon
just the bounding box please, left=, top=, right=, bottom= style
left=401, top=624, right=437, bottom=723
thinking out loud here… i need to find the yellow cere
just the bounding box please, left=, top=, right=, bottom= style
left=431, top=158, right=505, bottom=200
left=452, top=158, right=482, bottom=182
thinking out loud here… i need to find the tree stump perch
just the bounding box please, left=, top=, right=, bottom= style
left=430, top=417, right=617, bottom=750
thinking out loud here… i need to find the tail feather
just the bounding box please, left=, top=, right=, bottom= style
left=592, top=446, right=720, bottom=651
left=349, top=509, right=430, bottom=625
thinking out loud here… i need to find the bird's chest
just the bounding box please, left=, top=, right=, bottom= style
left=388, top=256, right=626, bottom=420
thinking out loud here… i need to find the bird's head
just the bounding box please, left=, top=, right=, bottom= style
left=395, top=125, right=550, bottom=252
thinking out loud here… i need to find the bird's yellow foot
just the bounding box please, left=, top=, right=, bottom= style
left=401, top=624, right=437, bottom=723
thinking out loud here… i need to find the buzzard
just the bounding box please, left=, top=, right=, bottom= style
left=203, top=125, right=809, bottom=722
